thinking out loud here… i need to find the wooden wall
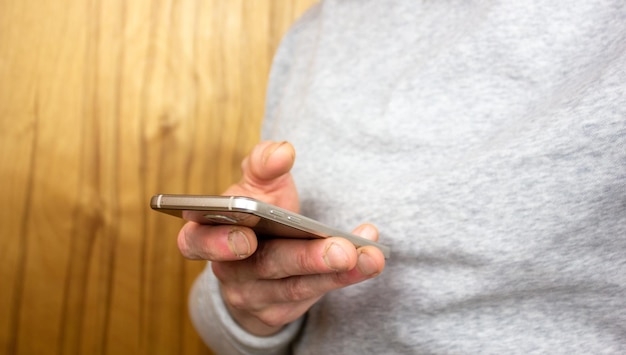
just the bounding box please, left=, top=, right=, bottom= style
left=0, top=0, right=316, bottom=354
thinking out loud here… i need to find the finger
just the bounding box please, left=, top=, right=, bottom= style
left=351, top=223, right=380, bottom=242
left=177, top=222, right=258, bottom=261
left=354, top=245, right=386, bottom=278
left=274, top=245, right=385, bottom=302
left=221, top=246, right=385, bottom=307
left=212, top=237, right=358, bottom=282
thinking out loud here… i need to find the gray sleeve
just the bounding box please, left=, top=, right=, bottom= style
left=188, top=263, right=305, bottom=355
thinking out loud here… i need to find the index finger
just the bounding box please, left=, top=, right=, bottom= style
left=177, top=221, right=259, bottom=261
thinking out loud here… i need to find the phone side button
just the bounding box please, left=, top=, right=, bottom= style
left=287, top=215, right=301, bottom=224
left=269, top=209, right=285, bottom=218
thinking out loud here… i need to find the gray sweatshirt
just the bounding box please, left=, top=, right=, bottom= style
left=190, top=1, right=626, bottom=353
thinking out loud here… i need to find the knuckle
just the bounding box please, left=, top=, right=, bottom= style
left=249, top=244, right=281, bottom=279
left=282, top=277, right=314, bottom=302
left=296, top=250, right=320, bottom=274
left=254, top=263, right=277, bottom=279
left=331, top=271, right=352, bottom=285
left=222, top=287, right=248, bottom=310
left=255, top=310, right=285, bottom=329
left=255, top=303, right=310, bottom=329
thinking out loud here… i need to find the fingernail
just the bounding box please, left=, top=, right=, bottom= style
left=323, top=243, right=349, bottom=270
left=357, top=251, right=379, bottom=276
left=263, top=141, right=290, bottom=165
left=228, top=230, right=251, bottom=258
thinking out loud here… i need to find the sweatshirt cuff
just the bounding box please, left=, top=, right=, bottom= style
left=190, top=263, right=305, bottom=354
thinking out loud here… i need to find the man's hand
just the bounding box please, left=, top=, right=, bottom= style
left=177, top=141, right=386, bottom=336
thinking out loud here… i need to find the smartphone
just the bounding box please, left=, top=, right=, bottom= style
left=150, top=194, right=390, bottom=258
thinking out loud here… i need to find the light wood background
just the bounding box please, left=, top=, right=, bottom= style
left=0, top=0, right=316, bottom=354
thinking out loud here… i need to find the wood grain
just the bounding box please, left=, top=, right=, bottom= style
left=0, top=0, right=316, bottom=354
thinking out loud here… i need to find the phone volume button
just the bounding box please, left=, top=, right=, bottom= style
left=287, top=215, right=301, bottom=224
left=269, top=209, right=285, bottom=218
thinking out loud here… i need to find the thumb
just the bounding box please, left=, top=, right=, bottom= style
left=244, top=141, right=296, bottom=183
left=228, top=141, right=299, bottom=211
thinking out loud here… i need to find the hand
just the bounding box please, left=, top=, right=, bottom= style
left=177, top=141, right=386, bottom=336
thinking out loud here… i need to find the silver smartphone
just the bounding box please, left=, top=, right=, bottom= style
left=150, top=194, right=390, bottom=258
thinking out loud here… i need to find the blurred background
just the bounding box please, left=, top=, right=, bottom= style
left=0, top=0, right=316, bottom=354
